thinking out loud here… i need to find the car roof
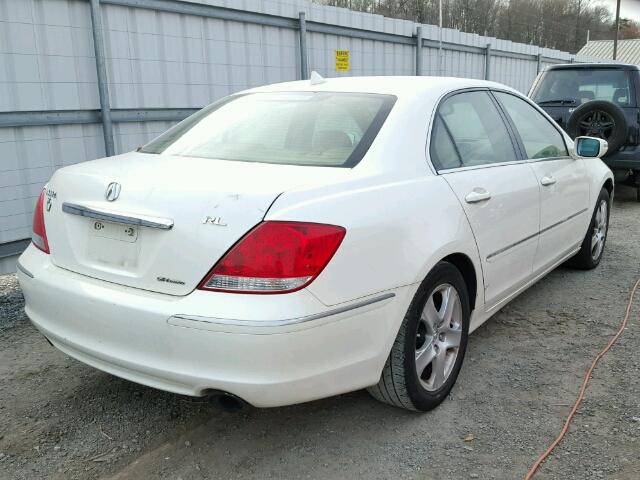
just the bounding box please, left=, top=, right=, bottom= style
left=243, top=75, right=518, bottom=100
left=546, top=63, right=640, bottom=71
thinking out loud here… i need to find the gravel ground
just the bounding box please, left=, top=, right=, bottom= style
left=1, top=186, right=639, bottom=480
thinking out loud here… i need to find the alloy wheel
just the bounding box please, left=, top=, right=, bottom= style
left=415, top=283, right=463, bottom=392
left=591, top=199, right=608, bottom=261
left=578, top=110, right=615, bottom=140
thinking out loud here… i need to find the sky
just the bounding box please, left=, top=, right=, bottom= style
left=598, top=0, right=640, bottom=22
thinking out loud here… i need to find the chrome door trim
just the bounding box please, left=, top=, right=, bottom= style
left=437, top=159, right=526, bottom=174
left=539, top=208, right=588, bottom=235
left=170, top=292, right=396, bottom=329
left=438, top=156, right=574, bottom=175
left=486, top=241, right=582, bottom=313
left=526, top=155, right=573, bottom=164
left=486, top=231, right=539, bottom=261
left=486, top=207, right=588, bottom=261
left=62, top=203, right=174, bottom=230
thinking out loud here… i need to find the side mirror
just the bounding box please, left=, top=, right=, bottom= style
left=572, top=136, right=608, bottom=159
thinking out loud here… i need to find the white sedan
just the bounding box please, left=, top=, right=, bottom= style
left=17, top=76, right=613, bottom=411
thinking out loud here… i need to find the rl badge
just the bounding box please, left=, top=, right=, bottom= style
left=203, top=216, right=227, bottom=226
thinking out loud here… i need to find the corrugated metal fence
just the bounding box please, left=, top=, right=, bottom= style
left=0, top=0, right=603, bottom=271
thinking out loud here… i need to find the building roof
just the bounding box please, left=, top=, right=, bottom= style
left=578, top=39, right=640, bottom=64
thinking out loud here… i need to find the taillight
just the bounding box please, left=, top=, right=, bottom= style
left=32, top=189, right=50, bottom=254
left=199, top=221, right=346, bottom=294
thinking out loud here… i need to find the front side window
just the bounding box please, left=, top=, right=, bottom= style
left=531, top=68, right=634, bottom=106
left=494, top=92, right=569, bottom=160
left=141, top=92, right=395, bottom=168
left=430, top=91, right=517, bottom=170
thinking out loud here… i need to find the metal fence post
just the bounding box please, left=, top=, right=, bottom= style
left=484, top=43, right=491, bottom=80
left=415, top=26, right=423, bottom=76
left=89, top=0, right=115, bottom=157
left=537, top=53, right=542, bottom=73
left=298, top=12, right=309, bottom=80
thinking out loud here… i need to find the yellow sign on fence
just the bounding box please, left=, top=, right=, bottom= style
left=335, top=50, right=350, bottom=71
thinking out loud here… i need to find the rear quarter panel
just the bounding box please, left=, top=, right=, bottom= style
left=266, top=172, right=483, bottom=309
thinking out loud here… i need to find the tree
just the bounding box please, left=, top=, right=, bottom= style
left=316, top=0, right=624, bottom=53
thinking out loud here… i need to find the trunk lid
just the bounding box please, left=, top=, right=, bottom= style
left=44, top=152, right=348, bottom=295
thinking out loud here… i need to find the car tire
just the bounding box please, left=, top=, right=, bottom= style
left=566, top=101, right=627, bottom=156
left=367, top=261, right=470, bottom=411
left=566, top=188, right=610, bottom=270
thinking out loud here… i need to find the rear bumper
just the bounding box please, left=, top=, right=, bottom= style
left=16, top=245, right=414, bottom=407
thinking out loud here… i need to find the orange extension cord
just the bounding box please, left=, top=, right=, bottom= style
left=524, top=278, right=640, bottom=479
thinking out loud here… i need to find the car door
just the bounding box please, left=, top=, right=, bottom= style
left=430, top=90, right=541, bottom=310
left=492, top=91, right=590, bottom=275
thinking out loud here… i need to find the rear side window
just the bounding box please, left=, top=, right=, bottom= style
left=430, top=116, right=462, bottom=169
left=430, top=91, right=517, bottom=170
left=141, top=92, right=396, bottom=168
left=494, top=92, right=569, bottom=159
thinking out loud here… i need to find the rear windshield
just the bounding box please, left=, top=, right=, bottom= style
left=532, top=68, right=634, bottom=107
left=140, top=92, right=396, bottom=168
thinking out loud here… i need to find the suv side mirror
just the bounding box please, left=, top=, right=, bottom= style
left=573, top=136, right=608, bottom=159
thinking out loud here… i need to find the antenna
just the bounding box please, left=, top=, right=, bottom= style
left=309, top=71, right=327, bottom=85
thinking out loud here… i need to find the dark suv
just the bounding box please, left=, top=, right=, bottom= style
left=530, top=63, right=640, bottom=201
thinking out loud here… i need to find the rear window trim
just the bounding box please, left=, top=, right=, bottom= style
left=139, top=91, right=397, bottom=169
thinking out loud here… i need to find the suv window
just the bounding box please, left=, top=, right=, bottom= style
left=430, top=91, right=517, bottom=170
left=494, top=92, right=569, bottom=159
left=532, top=69, right=634, bottom=107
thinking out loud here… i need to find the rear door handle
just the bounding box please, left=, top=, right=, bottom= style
left=464, top=188, right=491, bottom=204
left=540, top=175, right=557, bottom=186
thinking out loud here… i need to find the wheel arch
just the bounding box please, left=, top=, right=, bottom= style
left=603, top=177, right=614, bottom=198
left=440, top=253, right=478, bottom=312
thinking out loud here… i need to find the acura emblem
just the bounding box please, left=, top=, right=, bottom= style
left=105, top=182, right=121, bottom=202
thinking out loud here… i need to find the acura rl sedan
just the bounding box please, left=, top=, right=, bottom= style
left=17, top=76, right=613, bottom=411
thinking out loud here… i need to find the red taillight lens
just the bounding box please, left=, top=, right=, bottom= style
left=32, top=189, right=50, bottom=254
left=199, top=221, right=346, bottom=293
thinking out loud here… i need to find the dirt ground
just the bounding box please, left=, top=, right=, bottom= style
left=1, top=186, right=639, bottom=480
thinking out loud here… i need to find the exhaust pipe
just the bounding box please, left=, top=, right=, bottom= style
left=209, top=392, right=246, bottom=412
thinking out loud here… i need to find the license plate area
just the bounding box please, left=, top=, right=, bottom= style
left=89, top=220, right=138, bottom=243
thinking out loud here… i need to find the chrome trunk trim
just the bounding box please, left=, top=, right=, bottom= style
left=62, top=203, right=174, bottom=230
